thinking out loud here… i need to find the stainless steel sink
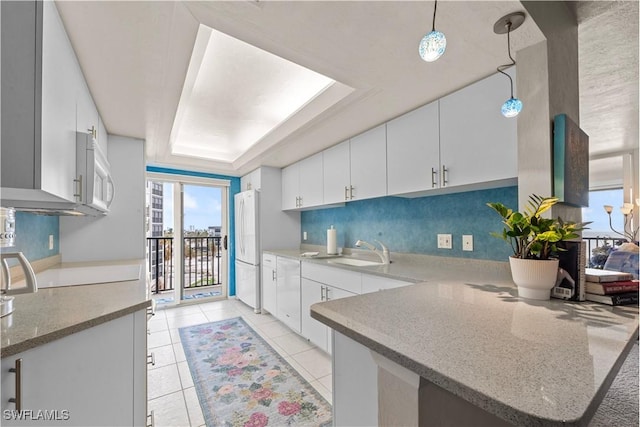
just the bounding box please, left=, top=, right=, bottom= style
left=327, top=258, right=384, bottom=267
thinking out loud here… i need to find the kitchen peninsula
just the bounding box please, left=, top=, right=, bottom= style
left=311, top=269, right=639, bottom=426
left=1, top=259, right=150, bottom=426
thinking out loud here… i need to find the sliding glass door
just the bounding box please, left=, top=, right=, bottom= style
left=145, top=174, right=229, bottom=305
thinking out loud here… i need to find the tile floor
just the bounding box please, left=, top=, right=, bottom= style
left=147, top=298, right=333, bottom=427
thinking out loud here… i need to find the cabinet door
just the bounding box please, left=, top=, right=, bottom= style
left=324, top=285, right=356, bottom=355
left=350, top=124, right=387, bottom=201
left=40, top=0, right=78, bottom=202
left=387, top=101, right=440, bottom=195
left=262, top=254, right=277, bottom=314
left=241, top=169, right=261, bottom=192
left=281, top=163, right=299, bottom=210
left=1, top=313, right=138, bottom=426
left=301, top=278, right=328, bottom=352
left=323, top=140, right=351, bottom=204
left=439, top=69, right=517, bottom=188
left=276, top=257, right=301, bottom=333
left=299, top=153, right=324, bottom=208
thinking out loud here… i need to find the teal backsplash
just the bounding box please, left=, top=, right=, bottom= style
left=301, top=186, right=518, bottom=261
left=6, top=212, right=60, bottom=262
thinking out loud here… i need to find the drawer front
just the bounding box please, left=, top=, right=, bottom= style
left=302, top=262, right=362, bottom=294
left=263, top=253, right=276, bottom=267
left=361, top=273, right=412, bottom=294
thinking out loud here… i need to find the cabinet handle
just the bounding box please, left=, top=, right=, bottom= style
left=8, top=358, right=22, bottom=411
left=272, top=270, right=276, bottom=281
left=299, top=196, right=303, bottom=207
left=247, top=183, right=252, bottom=190
left=349, top=185, right=355, bottom=200
left=88, top=125, right=97, bottom=139
left=320, top=285, right=326, bottom=301
left=147, top=410, right=155, bottom=427
left=345, top=186, right=349, bottom=201
left=73, top=175, right=83, bottom=201
left=441, top=165, right=448, bottom=187
left=147, top=352, right=156, bottom=366
left=325, top=287, right=331, bottom=301
left=431, top=167, right=438, bottom=188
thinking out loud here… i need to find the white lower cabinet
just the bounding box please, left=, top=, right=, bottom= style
left=301, top=278, right=356, bottom=354
left=1, top=310, right=147, bottom=426
left=276, top=257, right=301, bottom=333
left=262, top=254, right=277, bottom=315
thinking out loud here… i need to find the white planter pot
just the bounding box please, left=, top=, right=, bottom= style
left=509, top=257, right=559, bottom=300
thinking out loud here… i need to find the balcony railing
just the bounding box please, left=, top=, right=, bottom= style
left=583, top=236, right=627, bottom=269
left=146, top=236, right=222, bottom=294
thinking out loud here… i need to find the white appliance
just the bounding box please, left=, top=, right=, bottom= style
left=75, top=130, right=114, bottom=215
left=235, top=190, right=260, bottom=312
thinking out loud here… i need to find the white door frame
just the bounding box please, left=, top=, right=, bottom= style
left=146, top=172, right=230, bottom=305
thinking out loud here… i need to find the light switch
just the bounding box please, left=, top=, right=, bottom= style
left=303, top=231, right=308, bottom=241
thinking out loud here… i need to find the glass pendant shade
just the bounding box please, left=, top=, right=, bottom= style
left=501, top=97, right=523, bottom=117
left=419, top=30, right=446, bottom=62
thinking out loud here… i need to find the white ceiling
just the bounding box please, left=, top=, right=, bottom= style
left=55, top=1, right=638, bottom=178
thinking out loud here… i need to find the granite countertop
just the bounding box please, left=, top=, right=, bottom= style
left=311, top=278, right=639, bottom=426
left=1, top=259, right=151, bottom=358
left=263, top=247, right=513, bottom=284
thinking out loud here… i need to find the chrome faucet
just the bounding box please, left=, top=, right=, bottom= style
left=355, top=239, right=390, bottom=264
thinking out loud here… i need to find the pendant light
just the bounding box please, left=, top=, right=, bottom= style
left=494, top=12, right=525, bottom=118
left=419, top=0, right=446, bottom=62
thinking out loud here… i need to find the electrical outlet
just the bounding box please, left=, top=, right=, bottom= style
left=437, top=234, right=452, bottom=249
left=49, top=234, right=54, bottom=250
left=462, top=235, right=473, bottom=251
left=303, top=231, right=308, bottom=241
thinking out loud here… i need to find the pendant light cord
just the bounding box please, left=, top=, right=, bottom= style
left=432, top=0, right=438, bottom=32
left=497, top=21, right=515, bottom=98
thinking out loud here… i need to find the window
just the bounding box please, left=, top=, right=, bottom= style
left=582, top=188, right=625, bottom=237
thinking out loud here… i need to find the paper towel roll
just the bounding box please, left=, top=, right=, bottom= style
left=327, top=225, right=337, bottom=255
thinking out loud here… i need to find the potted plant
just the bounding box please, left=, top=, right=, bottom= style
left=487, top=194, right=589, bottom=300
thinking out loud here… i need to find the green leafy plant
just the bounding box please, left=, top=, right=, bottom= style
left=487, top=194, right=590, bottom=260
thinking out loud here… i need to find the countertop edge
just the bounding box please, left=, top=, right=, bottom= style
left=1, top=299, right=151, bottom=358
left=310, top=301, right=637, bottom=427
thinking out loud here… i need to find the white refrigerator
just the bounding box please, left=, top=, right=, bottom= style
left=235, top=190, right=260, bottom=312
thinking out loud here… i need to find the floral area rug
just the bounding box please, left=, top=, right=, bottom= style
left=179, top=317, right=332, bottom=427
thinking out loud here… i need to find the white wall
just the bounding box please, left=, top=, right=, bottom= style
left=60, top=135, right=146, bottom=262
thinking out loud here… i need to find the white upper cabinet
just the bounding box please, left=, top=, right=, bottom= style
left=387, top=101, right=440, bottom=195
left=281, top=153, right=324, bottom=210
left=281, top=163, right=300, bottom=210
left=1, top=1, right=110, bottom=209
left=349, top=124, right=387, bottom=201
left=1, top=1, right=77, bottom=204
left=439, top=68, right=517, bottom=188
left=241, top=168, right=261, bottom=191
left=323, top=140, right=351, bottom=204
left=298, top=153, right=324, bottom=209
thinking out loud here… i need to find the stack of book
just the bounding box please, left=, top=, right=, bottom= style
left=584, top=268, right=639, bottom=306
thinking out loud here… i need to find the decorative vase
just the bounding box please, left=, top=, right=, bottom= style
left=509, top=256, right=559, bottom=300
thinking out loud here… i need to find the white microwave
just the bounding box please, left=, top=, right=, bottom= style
left=75, top=131, right=114, bottom=215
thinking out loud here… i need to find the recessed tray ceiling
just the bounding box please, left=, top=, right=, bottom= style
left=170, top=24, right=343, bottom=163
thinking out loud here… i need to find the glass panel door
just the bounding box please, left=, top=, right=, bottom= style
left=180, top=184, right=228, bottom=302
left=146, top=176, right=229, bottom=306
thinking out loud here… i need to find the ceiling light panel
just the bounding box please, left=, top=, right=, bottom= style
left=171, top=25, right=335, bottom=162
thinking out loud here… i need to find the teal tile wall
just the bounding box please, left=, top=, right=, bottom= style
left=301, top=186, right=518, bottom=261
left=2, top=212, right=60, bottom=262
